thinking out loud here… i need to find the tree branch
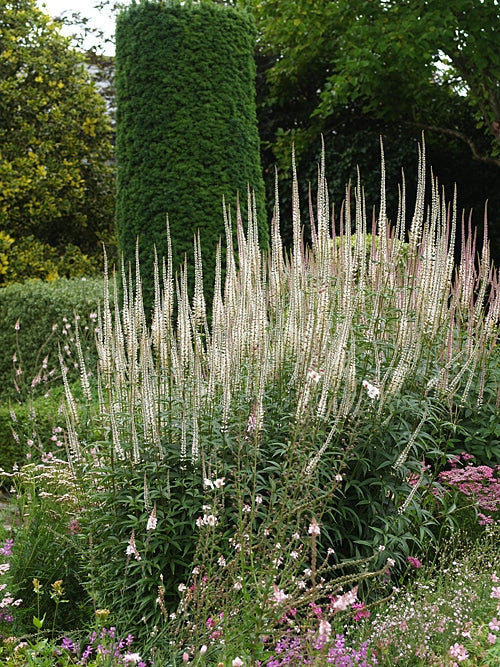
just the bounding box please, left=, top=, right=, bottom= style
left=408, top=122, right=500, bottom=169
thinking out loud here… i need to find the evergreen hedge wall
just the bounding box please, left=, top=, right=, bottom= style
left=115, top=0, right=268, bottom=312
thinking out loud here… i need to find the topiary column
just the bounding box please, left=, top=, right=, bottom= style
left=115, top=0, right=268, bottom=313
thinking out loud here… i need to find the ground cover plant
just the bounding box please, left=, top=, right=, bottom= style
left=0, top=143, right=498, bottom=665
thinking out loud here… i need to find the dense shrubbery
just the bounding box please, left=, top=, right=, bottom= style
left=0, top=277, right=104, bottom=403
left=0, top=147, right=498, bottom=666
left=0, top=232, right=101, bottom=286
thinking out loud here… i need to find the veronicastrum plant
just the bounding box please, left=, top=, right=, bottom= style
left=55, top=142, right=499, bottom=653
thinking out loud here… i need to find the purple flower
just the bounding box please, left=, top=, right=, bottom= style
left=0, top=539, right=14, bottom=557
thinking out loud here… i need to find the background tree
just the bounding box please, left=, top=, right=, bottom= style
left=242, top=0, right=500, bottom=258
left=0, top=0, right=115, bottom=265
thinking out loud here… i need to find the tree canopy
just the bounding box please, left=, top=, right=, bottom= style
left=0, top=0, right=115, bottom=256
left=244, top=0, right=500, bottom=169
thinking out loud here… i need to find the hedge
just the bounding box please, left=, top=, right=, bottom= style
left=115, top=0, right=268, bottom=313
left=0, top=277, right=104, bottom=402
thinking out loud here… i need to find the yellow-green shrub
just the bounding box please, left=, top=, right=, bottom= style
left=0, top=235, right=101, bottom=286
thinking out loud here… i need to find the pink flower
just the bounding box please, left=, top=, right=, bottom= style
left=182, top=652, right=189, bottom=663
left=271, top=584, right=288, bottom=604
left=407, top=556, right=422, bottom=569
left=449, top=643, right=468, bottom=662
left=318, top=619, right=331, bottom=638
left=353, top=602, right=370, bottom=622
left=232, top=658, right=244, bottom=667
left=491, top=587, right=500, bottom=600
left=488, top=633, right=497, bottom=645
left=489, top=617, right=500, bottom=632
left=308, top=518, right=321, bottom=536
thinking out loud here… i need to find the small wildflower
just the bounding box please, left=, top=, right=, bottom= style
left=182, top=652, right=190, bottom=663
left=489, top=617, right=500, bottom=632
left=308, top=518, right=320, bottom=536
left=387, top=558, right=395, bottom=567
left=362, top=379, right=380, bottom=399
left=178, top=583, right=187, bottom=593
left=449, top=642, right=468, bottom=662
left=488, top=633, right=497, bottom=645
left=407, top=556, right=422, bottom=569
left=232, top=659, right=244, bottom=667
left=271, top=585, right=288, bottom=604
left=124, top=653, right=142, bottom=664
left=318, top=619, right=331, bottom=638
left=214, top=477, right=225, bottom=488
left=491, top=587, right=500, bottom=599
left=307, top=369, right=321, bottom=383
left=146, top=505, right=157, bottom=531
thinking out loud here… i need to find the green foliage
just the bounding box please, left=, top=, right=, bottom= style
left=0, top=0, right=115, bottom=256
left=3, top=461, right=93, bottom=636
left=52, top=143, right=499, bottom=647
left=245, top=0, right=500, bottom=259
left=0, top=235, right=101, bottom=286
left=0, top=277, right=104, bottom=402
left=115, top=0, right=268, bottom=313
left=244, top=0, right=500, bottom=167
left=0, top=390, right=67, bottom=474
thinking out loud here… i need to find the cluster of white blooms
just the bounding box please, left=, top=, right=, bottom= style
left=362, top=379, right=380, bottom=399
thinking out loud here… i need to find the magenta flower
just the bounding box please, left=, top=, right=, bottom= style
left=407, top=555, right=422, bottom=569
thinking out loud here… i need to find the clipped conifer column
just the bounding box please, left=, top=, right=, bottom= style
left=115, top=0, right=268, bottom=312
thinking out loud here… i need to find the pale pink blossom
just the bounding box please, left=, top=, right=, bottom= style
left=308, top=518, right=320, bottom=536
left=318, top=619, right=332, bottom=638
left=271, top=584, right=288, bottom=604
left=449, top=643, right=468, bottom=662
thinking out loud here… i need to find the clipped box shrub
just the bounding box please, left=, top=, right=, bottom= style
left=0, top=277, right=104, bottom=402
left=115, top=0, right=268, bottom=313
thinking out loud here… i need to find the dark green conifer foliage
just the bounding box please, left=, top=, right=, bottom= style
left=115, top=1, right=267, bottom=312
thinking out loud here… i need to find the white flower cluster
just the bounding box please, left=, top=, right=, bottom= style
left=362, top=379, right=380, bottom=399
